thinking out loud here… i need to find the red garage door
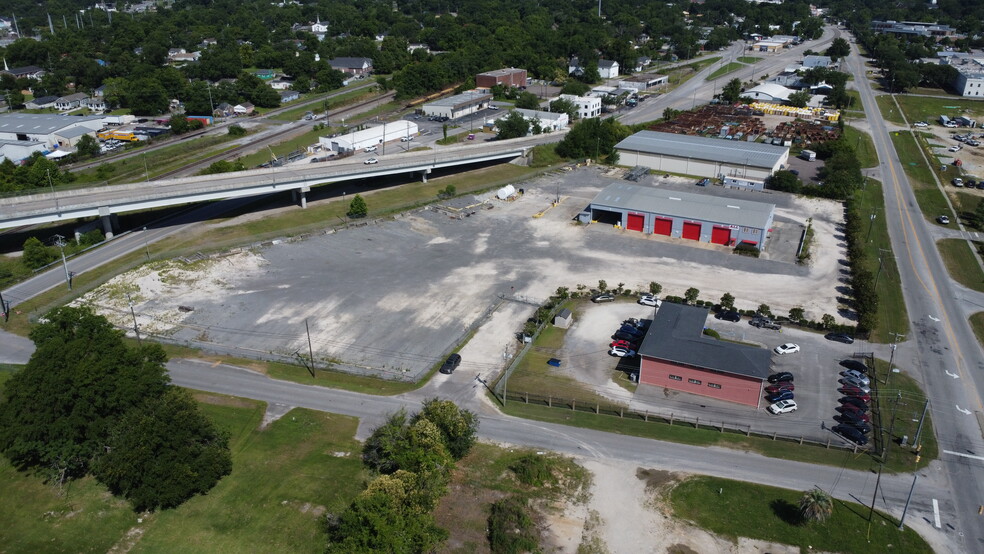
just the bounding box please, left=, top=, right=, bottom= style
left=682, top=222, right=701, bottom=241
left=711, top=226, right=731, bottom=245
left=653, top=217, right=672, bottom=236
left=626, top=213, right=644, bottom=232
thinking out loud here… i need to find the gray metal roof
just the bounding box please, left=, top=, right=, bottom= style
left=54, top=126, right=92, bottom=138
left=478, top=68, right=526, bottom=77
left=615, top=130, right=788, bottom=169
left=0, top=113, right=104, bottom=135
left=426, top=91, right=492, bottom=109
left=638, top=303, right=772, bottom=380
left=590, top=182, right=775, bottom=230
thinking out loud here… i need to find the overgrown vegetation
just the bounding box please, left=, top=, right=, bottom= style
left=325, top=399, right=478, bottom=552
left=0, top=306, right=230, bottom=510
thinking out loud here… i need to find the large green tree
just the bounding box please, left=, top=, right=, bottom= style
left=410, top=399, right=478, bottom=460
left=722, top=78, right=743, bottom=103
left=496, top=111, right=531, bottom=140
left=92, top=388, right=232, bottom=511
left=0, top=306, right=169, bottom=482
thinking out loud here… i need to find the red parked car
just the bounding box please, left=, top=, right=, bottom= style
left=610, top=339, right=638, bottom=350
left=839, top=385, right=868, bottom=398
left=835, top=405, right=871, bottom=422
left=766, top=383, right=795, bottom=394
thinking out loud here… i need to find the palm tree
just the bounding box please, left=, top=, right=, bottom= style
left=799, top=488, right=834, bottom=523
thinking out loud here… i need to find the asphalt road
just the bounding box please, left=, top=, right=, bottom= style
left=846, top=34, right=984, bottom=552
left=166, top=357, right=949, bottom=544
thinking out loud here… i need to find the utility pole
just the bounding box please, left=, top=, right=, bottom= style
left=143, top=227, right=151, bottom=260
left=47, top=169, right=60, bottom=212
left=912, top=399, right=930, bottom=449
left=898, top=473, right=918, bottom=531
left=882, top=391, right=902, bottom=463
left=874, top=248, right=893, bottom=289
left=305, top=318, right=316, bottom=377
left=52, top=235, right=72, bottom=290
left=886, top=332, right=905, bottom=386
left=866, top=211, right=876, bottom=242
left=0, top=288, right=8, bottom=322
left=126, top=292, right=142, bottom=347
left=866, top=462, right=884, bottom=541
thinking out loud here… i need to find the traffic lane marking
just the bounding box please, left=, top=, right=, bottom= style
left=933, top=498, right=942, bottom=528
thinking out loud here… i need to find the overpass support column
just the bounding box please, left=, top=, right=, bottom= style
left=421, top=168, right=431, bottom=183
left=98, top=207, right=116, bottom=239
left=295, top=186, right=310, bottom=208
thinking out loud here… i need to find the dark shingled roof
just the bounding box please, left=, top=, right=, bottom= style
left=637, top=303, right=772, bottom=380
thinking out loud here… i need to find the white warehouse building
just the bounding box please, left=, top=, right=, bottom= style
left=0, top=113, right=103, bottom=149
left=421, top=91, right=492, bottom=119
left=319, top=121, right=418, bottom=153
left=954, top=66, right=984, bottom=97
left=615, top=131, right=790, bottom=182
left=501, top=108, right=569, bottom=132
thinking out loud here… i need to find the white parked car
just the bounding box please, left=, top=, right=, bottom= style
left=913, top=121, right=929, bottom=128
left=400, top=136, right=413, bottom=142
left=365, top=145, right=378, bottom=152
left=638, top=294, right=661, bottom=307
left=364, top=158, right=378, bottom=165
left=609, top=346, right=637, bottom=358
left=774, top=343, right=800, bottom=355
left=767, top=399, right=798, bottom=414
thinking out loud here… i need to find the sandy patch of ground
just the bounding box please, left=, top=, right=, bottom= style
left=540, top=458, right=803, bottom=554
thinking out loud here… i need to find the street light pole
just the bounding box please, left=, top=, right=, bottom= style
left=126, top=292, right=142, bottom=347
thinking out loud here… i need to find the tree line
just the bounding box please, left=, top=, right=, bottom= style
left=0, top=306, right=232, bottom=511
left=2, top=0, right=827, bottom=114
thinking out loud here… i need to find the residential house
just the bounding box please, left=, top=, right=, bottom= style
left=270, top=79, right=293, bottom=90
left=25, top=95, right=58, bottom=109
left=213, top=102, right=234, bottom=117
left=83, top=96, right=108, bottom=112
left=408, top=43, right=430, bottom=54
left=55, top=93, right=88, bottom=111
left=312, top=17, right=329, bottom=34
left=634, top=56, right=652, bottom=72
left=200, top=38, right=217, bottom=48
left=93, top=85, right=107, bottom=97
left=1, top=65, right=45, bottom=80
left=568, top=57, right=584, bottom=77
left=328, top=57, right=373, bottom=75
left=279, top=90, right=300, bottom=103
left=598, top=60, right=619, bottom=79
left=233, top=102, right=255, bottom=115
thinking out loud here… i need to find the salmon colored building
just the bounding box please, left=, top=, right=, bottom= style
left=637, top=303, right=772, bottom=408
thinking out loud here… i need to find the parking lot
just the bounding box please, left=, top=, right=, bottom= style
left=557, top=299, right=871, bottom=445
left=84, top=165, right=848, bottom=387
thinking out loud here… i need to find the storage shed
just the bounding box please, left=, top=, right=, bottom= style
left=614, top=131, right=789, bottom=182
left=637, top=303, right=771, bottom=407
left=553, top=308, right=573, bottom=329
left=587, top=183, right=775, bottom=248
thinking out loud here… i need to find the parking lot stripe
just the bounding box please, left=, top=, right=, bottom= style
left=933, top=498, right=941, bottom=528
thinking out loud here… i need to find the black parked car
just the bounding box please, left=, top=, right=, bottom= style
left=439, top=353, right=461, bottom=374
left=832, top=424, right=869, bottom=445
left=717, top=310, right=741, bottom=322
left=843, top=420, right=872, bottom=434
left=618, top=324, right=644, bottom=337
left=834, top=413, right=869, bottom=426
left=840, top=359, right=869, bottom=374
left=825, top=333, right=855, bottom=344
left=613, top=330, right=640, bottom=342
left=839, top=396, right=868, bottom=410
left=767, top=372, right=794, bottom=384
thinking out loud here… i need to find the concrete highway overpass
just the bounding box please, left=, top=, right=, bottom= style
left=0, top=141, right=532, bottom=232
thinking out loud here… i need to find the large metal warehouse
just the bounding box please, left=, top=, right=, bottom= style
left=586, top=183, right=775, bottom=248
left=614, top=131, right=789, bottom=182
left=637, top=303, right=772, bottom=408
left=319, top=121, right=418, bottom=153
left=421, top=91, right=492, bottom=119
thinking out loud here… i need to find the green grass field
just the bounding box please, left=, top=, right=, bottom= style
left=893, top=95, right=984, bottom=126
left=889, top=131, right=955, bottom=223
left=0, top=393, right=366, bottom=554
left=937, top=239, right=984, bottom=292
left=670, top=476, right=932, bottom=553
left=970, top=312, right=984, bottom=349
left=843, top=125, right=878, bottom=169
left=854, top=180, right=909, bottom=343
left=707, top=62, right=745, bottom=80
left=736, top=56, right=761, bottom=64
left=875, top=96, right=906, bottom=125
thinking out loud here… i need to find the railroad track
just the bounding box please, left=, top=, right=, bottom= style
left=152, top=90, right=398, bottom=180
